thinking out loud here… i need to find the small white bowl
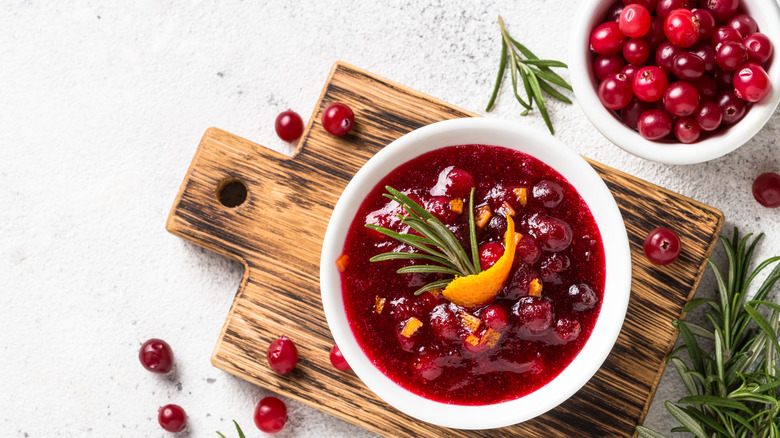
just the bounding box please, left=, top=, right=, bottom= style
left=320, top=118, right=632, bottom=430
left=570, top=0, right=780, bottom=165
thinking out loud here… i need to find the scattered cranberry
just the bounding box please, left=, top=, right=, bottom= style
left=321, top=102, right=354, bottom=137
left=643, top=227, right=681, bottom=265
left=663, top=8, right=699, bottom=48
left=139, top=338, right=174, bottom=374
left=158, top=404, right=187, bottom=433
left=733, top=62, right=771, bottom=102
left=274, top=110, right=304, bottom=142
left=752, top=172, right=780, bottom=208
left=329, top=345, right=351, bottom=371
left=267, top=335, right=298, bottom=374
left=254, top=397, right=287, bottom=434
left=619, top=4, right=652, bottom=38
left=634, top=66, right=668, bottom=102
left=637, top=109, right=673, bottom=139
left=743, top=32, right=773, bottom=65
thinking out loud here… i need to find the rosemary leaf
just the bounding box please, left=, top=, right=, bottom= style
left=537, top=78, right=572, bottom=104
left=468, top=188, right=480, bottom=274
left=413, top=279, right=453, bottom=296
left=486, top=38, right=508, bottom=112
left=397, top=265, right=462, bottom=276
left=369, top=251, right=460, bottom=271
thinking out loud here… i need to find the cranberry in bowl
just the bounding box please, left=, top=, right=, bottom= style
left=320, top=118, right=631, bottom=429
left=570, top=0, right=780, bottom=164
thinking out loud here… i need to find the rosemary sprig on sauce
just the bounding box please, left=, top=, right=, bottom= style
left=486, top=15, right=572, bottom=135
left=366, top=186, right=480, bottom=295
left=637, top=228, right=780, bottom=438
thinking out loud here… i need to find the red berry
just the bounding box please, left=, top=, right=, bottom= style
left=643, top=227, right=681, bottom=265
left=594, top=54, right=626, bottom=80
left=430, top=304, right=461, bottom=340
left=620, top=4, right=653, bottom=38
left=717, top=90, right=747, bottom=125
left=623, top=38, right=652, bottom=64
left=254, top=397, right=287, bottom=434
left=733, top=62, right=771, bottom=103
left=752, top=172, right=780, bottom=208
left=139, top=338, right=174, bottom=374
left=637, top=109, right=673, bottom=139
left=689, top=42, right=717, bottom=73
left=664, top=8, right=700, bottom=48
left=623, top=0, right=659, bottom=11
left=656, top=0, right=693, bottom=20
left=321, top=102, right=354, bottom=136
left=634, top=66, right=669, bottom=102
left=712, top=26, right=742, bottom=47
left=567, top=283, right=599, bottom=312
left=656, top=41, right=683, bottom=73
left=554, top=318, right=582, bottom=343
left=599, top=73, right=635, bottom=110
left=672, top=51, right=706, bottom=80
left=158, top=404, right=187, bottom=433
left=527, top=214, right=573, bottom=252
left=620, top=98, right=655, bottom=129
left=692, top=9, right=716, bottom=42
left=433, top=167, right=475, bottom=198
left=692, top=75, right=718, bottom=101
left=329, top=345, right=351, bottom=371
left=478, top=242, right=505, bottom=270
left=673, top=116, right=702, bottom=143
left=590, top=21, right=628, bottom=55
left=267, top=335, right=298, bottom=374
left=512, top=297, right=554, bottom=335
left=274, top=110, right=304, bottom=142
left=743, top=32, right=773, bottom=65
left=726, top=14, right=757, bottom=38
left=664, top=81, right=700, bottom=116
left=695, top=101, right=723, bottom=130
left=715, top=41, right=748, bottom=71
left=698, top=0, right=739, bottom=23
left=532, top=179, right=565, bottom=208
left=621, top=63, right=642, bottom=81
left=644, top=16, right=667, bottom=49
left=481, top=304, right=509, bottom=331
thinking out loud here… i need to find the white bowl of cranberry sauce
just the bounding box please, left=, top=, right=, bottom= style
left=320, top=118, right=631, bottom=429
left=570, top=0, right=780, bottom=165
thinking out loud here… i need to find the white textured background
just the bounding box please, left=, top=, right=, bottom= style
left=1, top=1, right=778, bottom=437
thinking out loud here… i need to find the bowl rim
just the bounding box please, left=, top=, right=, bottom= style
left=569, top=0, right=780, bottom=165
left=320, top=118, right=632, bottom=430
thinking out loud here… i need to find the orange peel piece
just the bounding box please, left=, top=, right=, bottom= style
left=443, top=216, right=517, bottom=308
left=400, top=317, right=423, bottom=338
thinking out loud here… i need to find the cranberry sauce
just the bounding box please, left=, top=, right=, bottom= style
left=339, top=145, right=606, bottom=405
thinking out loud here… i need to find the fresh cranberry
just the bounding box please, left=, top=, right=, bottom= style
left=527, top=214, right=573, bottom=252
left=621, top=98, right=655, bottom=129
left=692, top=75, right=719, bottom=101
left=426, top=196, right=458, bottom=223
left=643, top=227, right=681, bottom=265
left=429, top=304, right=461, bottom=340
left=158, top=404, right=187, bottom=433
left=620, top=4, right=653, bottom=38
left=656, top=41, right=683, bottom=73
left=621, top=64, right=642, bottom=80
left=594, top=54, right=627, bottom=80
left=634, top=66, right=669, bottom=102
left=432, top=167, right=475, bottom=198
left=752, top=172, right=780, bottom=208
left=553, top=318, right=582, bottom=344
left=689, top=43, right=717, bottom=72
left=717, top=90, right=747, bottom=125
left=692, top=9, right=716, bottom=41
left=139, top=338, right=174, bottom=374
left=274, top=110, right=304, bottom=142
left=712, top=26, right=742, bottom=47
left=254, top=397, right=287, bottom=434
left=599, top=73, right=634, bottom=110
left=733, top=62, right=771, bottom=102
left=478, top=241, right=505, bottom=270
left=743, top=32, right=773, bottom=65
left=607, top=2, right=626, bottom=21
left=623, top=38, right=652, bottom=64
left=624, top=0, right=659, bottom=11
left=698, top=0, right=739, bottom=23
left=664, top=81, right=700, bottom=116
left=674, top=116, right=702, bottom=143
left=329, top=345, right=351, bottom=371
left=590, top=21, right=628, bottom=55
left=515, top=235, right=542, bottom=264
left=664, top=9, right=700, bottom=48
left=567, top=283, right=599, bottom=312
left=321, top=102, right=354, bottom=136
left=644, top=17, right=667, bottom=49
left=715, top=41, right=748, bottom=71
left=656, top=0, right=693, bottom=20
left=715, top=68, right=734, bottom=91
left=481, top=304, right=509, bottom=331
left=726, top=14, right=757, bottom=38
left=412, top=354, right=443, bottom=380
left=512, top=297, right=554, bottom=335
left=695, top=101, right=723, bottom=130
left=637, top=109, right=674, bottom=139
left=532, top=179, right=565, bottom=208
left=672, top=52, right=706, bottom=80
left=267, top=336, right=298, bottom=374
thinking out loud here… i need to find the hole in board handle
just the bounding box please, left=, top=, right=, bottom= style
left=216, top=178, right=248, bottom=208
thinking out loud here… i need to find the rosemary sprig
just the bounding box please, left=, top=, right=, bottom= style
left=486, top=15, right=572, bottom=135
left=637, top=228, right=780, bottom=438
left=216, top=420, right=246, bottom=438
left=366, top=186, right=480, bottom=295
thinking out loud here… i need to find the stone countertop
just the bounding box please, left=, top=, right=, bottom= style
left=1, top=1, right=778, bottom=436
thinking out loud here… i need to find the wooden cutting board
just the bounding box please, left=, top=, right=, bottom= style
left=166, top=62, right=724, bottom=437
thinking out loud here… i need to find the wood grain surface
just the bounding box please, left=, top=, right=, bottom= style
left=166, top=62, right=724, bottom=437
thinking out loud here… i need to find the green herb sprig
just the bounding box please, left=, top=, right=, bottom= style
left=486, top=15, right=573, bottom=135
left=216, top=420, right=245, bottom=438
left=365, top=186, right=480, bottom=295
left=637, top=228, right=780, bottom=438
